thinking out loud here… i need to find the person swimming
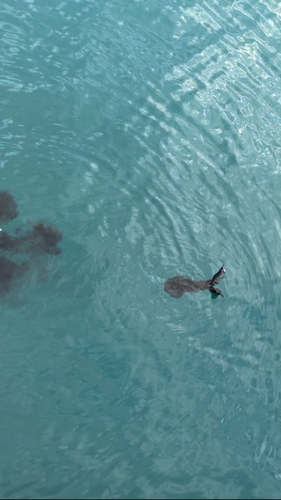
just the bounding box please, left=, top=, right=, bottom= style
left=164, top=265, right=226, bottom=298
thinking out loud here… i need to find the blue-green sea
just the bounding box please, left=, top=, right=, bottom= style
left=1, top=0, right=281, bottom=498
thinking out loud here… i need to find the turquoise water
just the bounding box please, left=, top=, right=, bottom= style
left=1, top=0, right=281, bottom=497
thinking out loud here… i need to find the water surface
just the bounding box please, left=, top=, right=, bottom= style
left=1, top=0, right=281, bottom=498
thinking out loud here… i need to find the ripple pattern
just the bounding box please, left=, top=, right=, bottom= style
left=1, top=0, right=281, bottom=498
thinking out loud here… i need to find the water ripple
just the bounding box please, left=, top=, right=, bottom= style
left=1, top=0, right=281, bottom=497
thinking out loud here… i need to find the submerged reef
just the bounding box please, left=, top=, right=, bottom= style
left=0, top=190, right=62, bottom=294
left=0, top=223, right=62, bottom=256
left=0, top=190, right=19, bottom=224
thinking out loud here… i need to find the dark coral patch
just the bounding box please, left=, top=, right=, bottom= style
left=0, top=191, right=19, bottom=224
left=30, top=223, right=62, bottom=255
left=0, top=191, right=62, bottom=295
left=0, top=256, right=18, bottom=291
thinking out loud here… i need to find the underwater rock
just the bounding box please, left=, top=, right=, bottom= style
left=0, top=256, right=19, bottom=291
left=23, top=223, right=62, bottom=255
left=0, top=190, right=62, bottom=295
left=0, top=223, right=62, bottom=256
left=0, top=256, right=30, bottom=293
left=0, top=230, right=18, bottom=251
left=0, top=191, right=19, bottom=224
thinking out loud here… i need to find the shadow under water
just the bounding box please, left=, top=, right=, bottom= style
left=0, top=191, right=62, bottom=295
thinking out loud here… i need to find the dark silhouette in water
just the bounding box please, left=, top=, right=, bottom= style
left=0, top=256, right=29, bottom=293
left=0, top=191, right=19, bottom=224
left=0, top=223, right=62, bottom=256
left=30, top=223, right=62, bottom=255
left=0, top=190, right=62, bottom=294
left=0, top=256, right=18, bottom=291
left=164, top=265, right=226, bottom=298
left=0, top=231, right=17, bottom=251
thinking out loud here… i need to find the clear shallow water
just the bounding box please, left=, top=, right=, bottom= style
left=1, top=0, right=281, bottom=498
